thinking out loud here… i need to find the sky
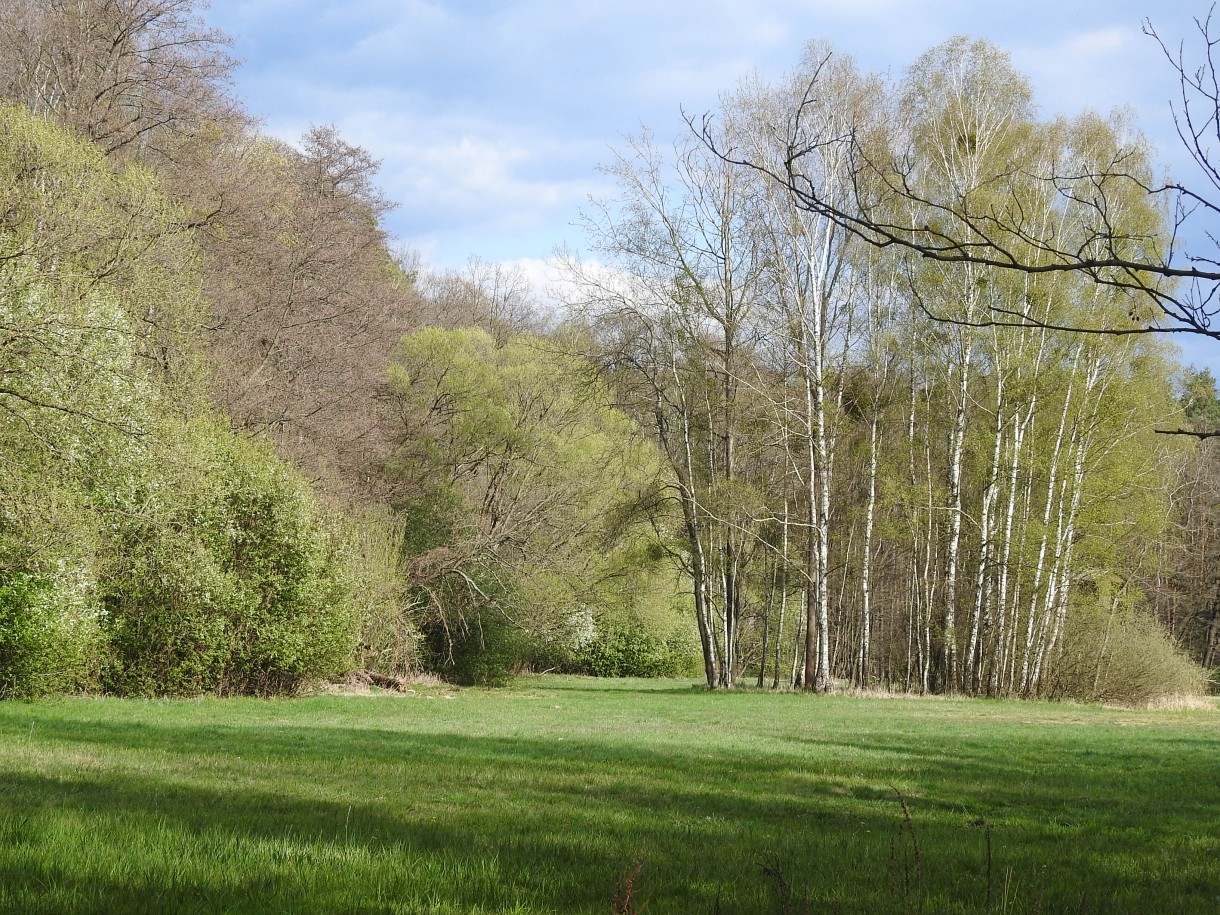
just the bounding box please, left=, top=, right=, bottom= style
left=201, top=0, right=1217, bottom=367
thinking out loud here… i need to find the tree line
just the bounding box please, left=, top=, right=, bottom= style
left=0, top=1, right=1214, bottom=701
left=565, top=36, right=1217, bottom=700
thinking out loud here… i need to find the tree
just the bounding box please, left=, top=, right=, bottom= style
left=199, top=126, right=416, bottom=489
left=0, top=103, right=389, bottom=698
left=1149, top=370, right=1220, bottom=667
left=0, top=1, right=421, bottom=485
left=415, top=256, right=546, bottom=346
left=384, top=327, right=672, bottom=682
left=0, top=101, right=200, bottom=438
left=0, top=0, right=240, bottom=163
left=567, top=123, right=760, bottom=688
left=731, top=49, right=882, bottom=692
left=708, top=12, right=1220, bottom=350
left=567, top=37, right=1205, bottom=700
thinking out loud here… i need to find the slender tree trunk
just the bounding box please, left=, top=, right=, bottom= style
left=774, top=498, right=790, bottom=689
left=941, top=338, right=972, bottom=692
left=1033, top=354, right=1104, bottom=691
left=1020, top=346, right=1079, bottom=694
left=758, top=551, right=775, bottom=688
left=857, top=412, right=879, bottom=687
left=792, top=591, right=807, bottom=688
left=672, top=377, right=718, bottom=688
left=991, top=390, right=1035, bottom=695
left=966, top=372, right=1004, bottom=693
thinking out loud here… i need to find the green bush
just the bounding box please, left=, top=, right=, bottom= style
left=0, top=572, right=103, bottom=698
left=0, top=107, right=377, bottom=698
left=0, top=475, right=109, bottom=699
left=425, top=608, right=528, bottom=687
left=343, top=510, right=422, bottom=678
left=571, top=619, right=700, bottom=679
left=100, top=543, right=237, bottom=696
left=101, top=419, right=359, bottom=696
left=0, top=414, right=363, bottom=698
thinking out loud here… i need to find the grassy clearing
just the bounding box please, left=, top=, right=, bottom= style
left=0, top=677, right=1216, bottom=913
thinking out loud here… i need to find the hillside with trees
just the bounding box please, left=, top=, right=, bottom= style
left=0, top=0, right=1214, bottom=702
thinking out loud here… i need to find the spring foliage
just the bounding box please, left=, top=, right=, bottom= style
left=0, top=105, right=368, bottom=697
left=1, top=3, right=1214, bottom=703
left=385, top=327, right=693, bottom=682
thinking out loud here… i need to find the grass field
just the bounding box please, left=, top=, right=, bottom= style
left=0, top=677, right=1216, bottom=914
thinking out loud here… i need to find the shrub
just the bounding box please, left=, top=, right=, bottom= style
left=425, top=607, right=528, bottom=687
left=571, top=618, right=701, bottom=679
left=1048, top=608, right=1208, bottom=706
left=101, top=419, right=360, bottom=696
left=0, top=107, right=369, bottom=698
left=342, top=510, right=422, bottom=678
left=100, top=541, right=238, bottom=696
left=0, top=472, right=110, bottom=699
left=0, top=572, right=104, bottom=698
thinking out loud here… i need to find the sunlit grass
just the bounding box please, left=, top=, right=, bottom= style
left=0, top=677, right=1216, bottom=913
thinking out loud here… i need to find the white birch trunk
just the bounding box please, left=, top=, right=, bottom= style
left=1020, top=346, right=1080, bottom=694
left=942, top=338, right=972, bottom=691
left=857, top=411, right=879, bottom=687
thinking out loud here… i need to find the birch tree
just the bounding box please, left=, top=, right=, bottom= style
left=570, top=118, right=773, bottom=687
left=727, top=47, right=881, bottom=691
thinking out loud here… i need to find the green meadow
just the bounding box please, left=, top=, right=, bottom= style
left=0, top=677, right=1216, bottom=913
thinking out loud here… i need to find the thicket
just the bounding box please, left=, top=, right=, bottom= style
left=386, top=327, right=694, bottom=685
left=0, top=104, right=378, bottom=697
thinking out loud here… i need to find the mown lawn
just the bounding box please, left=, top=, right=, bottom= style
left=0, top=677, right=1216, bottom=913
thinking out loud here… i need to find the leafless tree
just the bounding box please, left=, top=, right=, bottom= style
left=704, top=10, right=1220, bottom=346
left=0, top=0, right=241, bottom=162
left=200, top=126, right=418, bottom=492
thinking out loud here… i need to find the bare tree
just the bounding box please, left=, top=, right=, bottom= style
left=200, top=126, right=417, bottom=491
left=705, top=11, right=1220, bottom=348
left=0, top=0, right=240, bottom=162
left=415, top=256, right=546, bottom=346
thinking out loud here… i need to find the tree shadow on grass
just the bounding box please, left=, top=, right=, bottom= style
left=0, top=714, right=1217, bottom=913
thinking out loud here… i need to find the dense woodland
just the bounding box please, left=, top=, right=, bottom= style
left=0, top=0, right=1215, bottom=702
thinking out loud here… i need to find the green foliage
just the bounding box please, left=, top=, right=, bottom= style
left=0, top=103, right=184, bottom=696
left=388, top=327, right=681, bottom=680
left=571, top=618, right=700, bottom=678
left=1068, top=339, right=1187, bottom=575
left=0, top=106, right=367, bottom=697
left=0, top=572, right=102, bottom=698
left=563, top=535, right=701, bottom=679
left=0, top=443, right=110, bottom=698
left=430, top=608, right=530, bottom=687
left=102, top=418, right=360, bottom=696
left=343, top=510, right=421, bottom=677
left=1180, top=367, right=1220, bottom=430
left=0, top=103, right=203, bottom=396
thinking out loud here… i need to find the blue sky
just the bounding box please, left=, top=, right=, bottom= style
left=202, top=0, right=1216, bottom=367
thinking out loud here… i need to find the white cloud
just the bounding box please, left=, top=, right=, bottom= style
left=1011, top=26, right=1155, bottom=117
left=207, top=0, right=1195, bottom=271
left=343, top=112, right=601, bottom=212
